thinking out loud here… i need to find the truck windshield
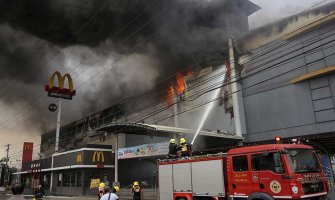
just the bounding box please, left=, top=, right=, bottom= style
left=286, top=149, right=321, bottom=173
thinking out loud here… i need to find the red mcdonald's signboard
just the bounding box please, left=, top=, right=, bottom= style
left=22, top=142, right=33, bottom=168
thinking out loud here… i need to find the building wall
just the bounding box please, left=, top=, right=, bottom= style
left=240, top=20, right=335, bottom=142
left=41, top=65, right=236, bottom=156
left=239, top=3, right=335, bottom=52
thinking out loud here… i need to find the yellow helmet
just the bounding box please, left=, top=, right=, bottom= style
left=180, top=138, right=186, bottom=144
left=99, top=182, right=105, bottom=188
left=113, top=186, right=120, bottom=192
left=133, top=181, right=139, bottom=186
left=170, top=139, right=175, bottom=144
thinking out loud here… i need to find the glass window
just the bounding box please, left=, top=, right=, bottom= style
left=233, top=155, right=248, bottom=172
left=77, top=172, right=82, bottom=187
left=63, top=171, right=75, bottom=187
left=252, top=152, right=277, bottom=173
left=286, top=149, right=321, bottom=173
left=42, top=174, right=51, bottom=188
left=57, top=173, right=62, bottom=187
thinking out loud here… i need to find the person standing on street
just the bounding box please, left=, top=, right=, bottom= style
left=100, top=186, right=119, bottom=200
left=98, top=182, right=105, bottom=200
left=132, top=181, right=143, bottom=200
left=112, top=186, right=120, bottom=194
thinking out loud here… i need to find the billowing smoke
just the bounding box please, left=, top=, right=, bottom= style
left=0, top=0, right=248, bottom=135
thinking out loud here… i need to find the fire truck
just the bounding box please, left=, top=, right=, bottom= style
left=158, top=143, right=329, bottom=200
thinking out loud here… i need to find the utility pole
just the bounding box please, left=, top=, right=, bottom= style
left=55, top=98, right=62, bottom=152
left=4, top=144, right=10, bottom=186
left=5, top=144, right=10, bottom=166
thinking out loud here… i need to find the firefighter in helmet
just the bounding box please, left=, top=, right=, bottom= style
left=131, top=181, right=143, bottom=200
left=98, top=182, right=105, bottom=200
left=178, top=138, right=192, bottom=157
left=167, top=138, right=178, bottom=158
left=112, top=185, right=120, bottom=193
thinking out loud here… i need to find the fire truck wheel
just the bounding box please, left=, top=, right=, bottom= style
left=247, top=192, right=274, bottom=200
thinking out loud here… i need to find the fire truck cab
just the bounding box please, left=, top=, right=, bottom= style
left=158, top=144, right=328, bottom=200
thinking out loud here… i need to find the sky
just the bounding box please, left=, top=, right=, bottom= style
left=0, top=0, right=334, bottom=164
left=249, top=0, right=335, bottom=29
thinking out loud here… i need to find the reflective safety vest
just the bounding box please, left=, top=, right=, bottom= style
left=180, top=144, right=188, bottom=152
left=133, top=186, right=141, bottom=193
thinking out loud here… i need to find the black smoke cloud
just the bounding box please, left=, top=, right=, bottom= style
left=0, top=0, right=251, bottom=133
left=0, top=0, right=244, bottom=69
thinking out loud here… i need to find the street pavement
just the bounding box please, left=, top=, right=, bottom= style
left=0, top=192, right=333, bottom=199
left=0, top=193, right=138, bottom=200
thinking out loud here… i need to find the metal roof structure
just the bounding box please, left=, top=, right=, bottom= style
left=95, top=122, right=241, bottom=139
left=94, top=122, right=243, bottom=150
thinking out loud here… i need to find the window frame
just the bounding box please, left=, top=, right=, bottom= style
left=232, top=155, right=249, bottom=172
left=251, top=151, right=284, bottom=174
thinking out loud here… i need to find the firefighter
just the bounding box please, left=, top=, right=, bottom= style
left=98, top=182, right=105, bottom=200
left=167, top=138, right=178, bottom=158
left=132, top=181, right=143, bottom=200
left=178, top=138, right=192, bottom=157
left=112, top=186, right=120, bottom=193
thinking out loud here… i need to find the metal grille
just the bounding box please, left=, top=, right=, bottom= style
left=302, top=181, right=324, bottom=194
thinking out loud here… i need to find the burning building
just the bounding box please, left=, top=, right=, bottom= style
left=12, top=0, right=261, bottom=196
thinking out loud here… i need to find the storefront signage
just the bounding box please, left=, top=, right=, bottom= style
left=45, top=71, right=76, bottom=100
left=93, top=151, right=105, bottom=163
left=118, top=142, right=169, bottom=159
left=90, top=179, right=100, bottom=189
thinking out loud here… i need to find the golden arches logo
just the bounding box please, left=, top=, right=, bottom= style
left=93, top=151, right=105, bottom=163
left=76, top=154, right=82, bottom=163
left=24, top=144, right=33, bottom=151
left=47, top=71, right=75, bottom=93
left=45, top=71, right=76, bottom=100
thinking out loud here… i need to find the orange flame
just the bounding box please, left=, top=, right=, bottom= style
left=175, top=73, right=186, bottom=95
left=166, top=69, right=194, bottom=105
left=167, top=85, right=175, bottom=105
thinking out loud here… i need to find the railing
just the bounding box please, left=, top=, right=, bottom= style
left=158, top=152, right=227, bottom=163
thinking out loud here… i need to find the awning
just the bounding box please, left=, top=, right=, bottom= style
left=95, top=122, right=242, bottom=140
left=95, top=123, right=243, bottom=149
left=13, top=165, right=115, bottom=175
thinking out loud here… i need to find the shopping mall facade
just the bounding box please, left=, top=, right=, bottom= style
left=14, top=1, right=335, bottom=196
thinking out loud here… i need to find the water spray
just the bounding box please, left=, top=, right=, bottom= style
left=191, top=85, right=222, bottom=145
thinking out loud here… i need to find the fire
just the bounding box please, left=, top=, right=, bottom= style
left=175, top=73, right=186, bottom=95
left=167, top=85, right=175, bottom=105
left=166, top=69, right=194, bottom=105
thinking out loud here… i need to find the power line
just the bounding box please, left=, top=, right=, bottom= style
left=1, top=6, right=334, bottom=131
left=1, top=28, right=332, bottom=139
left=0, top=1, right=197, bottom=133
left=3, top=13, right=335, bottom=158
left=9, top=44, right=335, bottom=161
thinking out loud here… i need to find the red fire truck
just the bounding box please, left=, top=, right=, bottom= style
left=158, top=143, right=329, bottom=200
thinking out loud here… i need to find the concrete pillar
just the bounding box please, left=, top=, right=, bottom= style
left=81, top=169, right=86, bottom=195
left=229, top=37, right=247, bottom=139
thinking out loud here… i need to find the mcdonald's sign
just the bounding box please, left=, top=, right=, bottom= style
left=93, top=151, right=105, bottom=163
left=22, top=142, right=33, bottom=168
left=24, top=143, right=33, bottom=151
left=76, top=154, right=82, bottom=163
left=45, top=71, right=76, bottom=100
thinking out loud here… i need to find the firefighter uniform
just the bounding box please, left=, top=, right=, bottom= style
left=178, top=138, right=192, bottom=157
left=98, top=182, right=105, bottom=200
left=112, top=186, right=120, bottom=193
left=132, top=181, right=142, bottom=200
left=168, top=139, right=178, bottom=158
